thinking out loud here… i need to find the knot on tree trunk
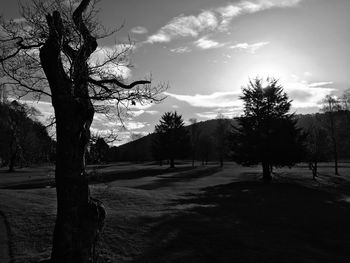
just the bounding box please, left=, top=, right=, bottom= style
left=85, top=197, right=106, bottom=262
left=87, top=197, right=106, bottom=235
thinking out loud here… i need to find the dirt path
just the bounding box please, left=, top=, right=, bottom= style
left=0, top=212, right=10, bottom=263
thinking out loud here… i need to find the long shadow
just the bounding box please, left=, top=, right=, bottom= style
left=136, top=166, right=222, bottom=190
left=88, top=166, right=194, bottom=183
left=0, top=166, right=196, bottom=190
left=132, top=181, right=350, bottom=263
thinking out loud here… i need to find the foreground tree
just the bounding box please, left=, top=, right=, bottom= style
left=231, top=78, right=306, bottom=182
left=153, top=112, right=190, bottom=168
left=0, top=0, right=164, bottom=262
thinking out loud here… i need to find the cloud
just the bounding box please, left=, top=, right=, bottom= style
left=164, top=91, right=242, bottom=108
left=218, top=0, right=302, bottom=30
left=147, top=11, right=218, bottom=43
left=131, top=26, right=148, bottom=34
left=196, top=108, right=241, bottom=119
left=124, top=122, right=146, bottom=130
left=144, top=110, right=159, bottom=115
left=229, top=42, right=270, bottom=53
left=194, top=36, right=226, bottom=50
left=147, top=0, right=302, bottom=43
left=285, top=81, right=335, bottom=109
left=170, top=46, right=192, bottom=53
left=308, top=81, right=333, bottom=88
left=62, top=0, right=80, bottom=8
left=17, top=100, right=54, bottom=124
left=90, top=45, right=134, bottom=79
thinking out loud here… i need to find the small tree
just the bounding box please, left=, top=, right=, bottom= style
left=153, top=111, right=190, bottom=168
left=88, top=137, right=109, bottom=164
left=321, top=95, right=341, bottom=175
left=189, top=118, right=201, bottom=167
left=231, top=78, right=306, bottom=182
left=197, top=134, right=213, bottom=166
left=213, top=114, right=230, bottom=167
left=305, top=119, right=331, bottom=179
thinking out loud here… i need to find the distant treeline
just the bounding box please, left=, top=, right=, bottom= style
left=91, top=110, right=350, bottom=164
left=0, top=101, right=55, bottom=171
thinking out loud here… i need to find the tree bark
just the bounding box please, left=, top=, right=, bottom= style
left=262, top=162, right=272, bottom=183
left=219, top=156, right=223, bottom=167
left=8, top=150, right=16, bottom=172
left=39, top=6, right=105, bottom=262
left=170, top=158, right=175, bottom=168
left=50, top=96, right=105, bottom=263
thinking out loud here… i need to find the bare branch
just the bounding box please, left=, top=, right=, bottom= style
left=88, top=77, right=151, bottom=90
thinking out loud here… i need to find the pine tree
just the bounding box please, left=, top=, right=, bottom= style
left=231, top=78, right=306, bottom=182
left=153, top=112, right=190, bottom=168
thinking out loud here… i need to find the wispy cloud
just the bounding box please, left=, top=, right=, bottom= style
left=147, top=0, right=302, bottom=43
left=229, top=41, right=270, bottom=53
left=194, top=36, right=226, bottom=50
left=131, top=26, right=148, bottom=34
left=170, top=46, right=192, bottom=53
left=147, top=11, right=218, bottom=43
left=164, top=91, right=242, bottom=108
left=284, top=80, right=335, bottom=109
left=90, top=45, right=134, bottom=79
left=308, top=81, right=333, bottom=88
left=218, top=0, right=302, bottom=30
left=196, top=108, right=240, bottom=119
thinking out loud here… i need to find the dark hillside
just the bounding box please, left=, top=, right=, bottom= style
left=113, top=112, right=350, bottom=162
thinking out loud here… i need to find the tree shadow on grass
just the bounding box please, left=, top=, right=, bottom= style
left=132, top=181, right=350, bottom=263
left=136, top=166, right=222, bottom=190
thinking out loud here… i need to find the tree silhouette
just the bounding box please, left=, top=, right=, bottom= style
left=153, top=112, right=190, bottom=168
left=88, top=137, right=109, bottom=164
left=0, top=0, right=165, bottom=261
left=305, top=120, right=331, bottom=179
left=231, top=78, right=306, bottom=182
left=189, top=118, right=201, bottom=167
left=321, top=95, right=341, bottom=175
left=213, top=114, right=230, bottom=167
left=0, top=100, right=53, bottom=171
left=197, top=134, right=213, bottom=166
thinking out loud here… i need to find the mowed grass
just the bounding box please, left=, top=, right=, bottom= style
left=0, top=163, right=350, bottom=262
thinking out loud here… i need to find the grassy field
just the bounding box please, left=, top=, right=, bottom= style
left=0, top=162, right=350, bottom=262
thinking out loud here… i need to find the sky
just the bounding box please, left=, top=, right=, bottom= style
left=2, top=0, right=350, bottom=145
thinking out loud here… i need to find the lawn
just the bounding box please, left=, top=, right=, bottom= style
left=0, top=162, right=350, bottom=262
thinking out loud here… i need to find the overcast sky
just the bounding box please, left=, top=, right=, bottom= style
left=2, top=0, right=350, bottom=145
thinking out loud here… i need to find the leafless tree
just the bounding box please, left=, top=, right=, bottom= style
left=189, top=118, right=200, bottom=167
left=0, top=0, right=165, bottom=262
left=321, top=95, right=341, bottom=175
left=214, top=113, right=229, bottom=167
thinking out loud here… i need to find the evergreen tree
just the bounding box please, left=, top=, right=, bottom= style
left=153, top=112, right=190, bottom=168
left=231, top=78, right=306, bottom=182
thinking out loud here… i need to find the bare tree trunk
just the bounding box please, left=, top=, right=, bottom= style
left=8, top=150, right=16, bottom=172
left=262, top=162, right=272, bottom=183
left=49, top=97, right=105, bottom=263
left=170, top=158, right=175, bottom=168
left=328, top=104, right=339, bottom=175
left=219, top=156, right=223, bottom=167
left=333, top=137, right=338, bottom=175
left=312, top=161, right=318, bottom=180
left=39, top=6, right=105, bottom=262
